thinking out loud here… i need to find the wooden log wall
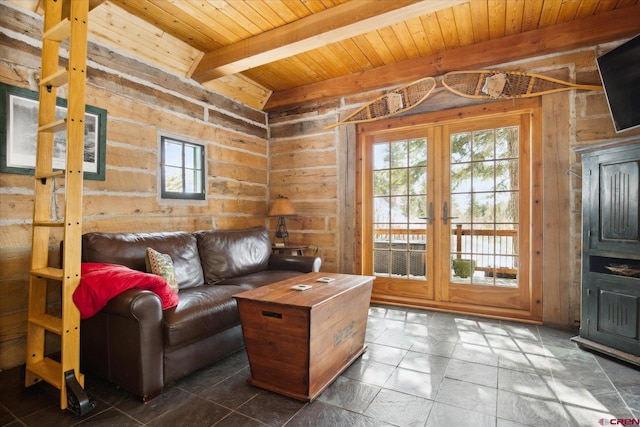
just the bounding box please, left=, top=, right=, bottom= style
left=269, top=43, right=640, bottom=330
left=0, top=4, right=268, bottom=370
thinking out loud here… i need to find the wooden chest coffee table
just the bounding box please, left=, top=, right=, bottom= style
left=233, top=272, right=374, bottom=401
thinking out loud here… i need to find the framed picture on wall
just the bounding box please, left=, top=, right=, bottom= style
left=0, top=82, right=107, bottom=180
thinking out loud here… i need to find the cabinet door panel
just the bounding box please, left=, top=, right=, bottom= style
left=600, top=161, right=639, bottom=242
left=588, top=145, right=640, bottom=256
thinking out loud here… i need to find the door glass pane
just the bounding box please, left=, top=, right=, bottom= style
left=450, top=127, right=519, bottom=288
left=373, top=138, right=428, bottom=279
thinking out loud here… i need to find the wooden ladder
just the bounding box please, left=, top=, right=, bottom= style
left=24, top=0, right=94, bottom=416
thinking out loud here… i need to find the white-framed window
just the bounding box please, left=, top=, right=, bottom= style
left=160, top=136, right=205, bottom=200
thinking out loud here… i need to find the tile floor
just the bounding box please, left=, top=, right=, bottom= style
left=1, top=305, right=638, bottom=426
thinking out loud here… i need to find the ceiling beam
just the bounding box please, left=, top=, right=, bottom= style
left=189, top=0, right=463, bottom=83
left=264, top=5, right=640, bottom=112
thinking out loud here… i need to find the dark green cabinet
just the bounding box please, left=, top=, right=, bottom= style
left=574, top=140, right=640, bottom=365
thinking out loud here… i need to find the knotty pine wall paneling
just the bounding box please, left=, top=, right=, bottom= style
left=0, top=3, right=268, bottom=370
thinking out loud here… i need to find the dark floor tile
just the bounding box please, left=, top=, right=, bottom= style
left=496, top=418, right=530, bottom=427
left=236, top=391, right=306, bottom=426
left=0, top=405, right=17, bottom=426
left=373, top=329, right=418, bottom=350
left=74, top=408, right=142, bottom=426
left=363, top=388, right=432, bottom=427
left=445, top=358, right=497, bottom=387
left=426, top=402, right=496, bottom=427
left=497, top=389, right=569, bottom=426
left=500, top=322, right=541, bottom=342
left=213, top=412, right=268, bottom=427
left=382, top=367, right=441, bottom=400
left=537, top=326, right=577, bottom=349
left=405, top=309, right=432, bottom=324
left=497, top=349, right=551, bottom=374
left=435, top=378, right=497, bottom=417
left=20, top=397, right=110, bottom=427
left=353, top=415, right=397, bottom=427
left=341, top=359, right=396, bottom=387
left=115, top=383, right=195, bottom=424
left=497, top=368, right=555, bottom=399
left=286, top=400, right=360, bottom=427
left=317, top=377, right=380, bottom=414
left=451, top=342, right=500, bottom=367
left=409, top=336, right=457, bottom=357
left=397, top=351, right=449, bottom=377
left=422, top=326, right=461, bottom=343
left=428, top=312, right=465, bottom=330
left=199, top=368, right=260, bottom=409
left=0, top=378, right=59, bottom=419
left=146, top=395, right=230, bottom=427
left=360, top=343, right=407, bottom=366
left=549, top=375, right=631, bottom=415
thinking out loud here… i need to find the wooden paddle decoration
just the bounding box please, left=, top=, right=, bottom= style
left=325, top=77, right=436, bottom=129
left=442, top=70, right=602, bottom=99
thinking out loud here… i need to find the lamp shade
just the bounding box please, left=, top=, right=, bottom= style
left=268, top=196, right=296, bottom=217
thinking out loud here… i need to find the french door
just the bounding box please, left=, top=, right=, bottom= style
left=359, top=102, right=542, bottom=320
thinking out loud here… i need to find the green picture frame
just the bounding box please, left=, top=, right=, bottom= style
left=0, top=82, right=107, bottom=180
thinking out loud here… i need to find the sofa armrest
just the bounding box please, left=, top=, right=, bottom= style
left=268, top=254, right=322, bottom=273
left=80, top=289, right=164, bottom=401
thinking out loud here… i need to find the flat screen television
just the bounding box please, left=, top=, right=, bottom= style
left=596, top=33, right=640, bottom=133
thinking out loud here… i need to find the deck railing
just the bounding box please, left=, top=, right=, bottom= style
left=374, top=225, right=518, bottom=277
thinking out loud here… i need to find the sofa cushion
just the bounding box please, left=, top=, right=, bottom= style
left=195, top=227, right=271, bottom=285
left=162, top=285, right=247, bottom=348
left=145, top=248, right=179, bottom=294
left=217, top=270, right=304, bottom=287
left=82, top=232, right=204, bottom=289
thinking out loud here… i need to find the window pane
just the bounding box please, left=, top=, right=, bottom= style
left=451, top=163, right=471, bottom=193
left=408, top=138, right=427, bottom=166
left=472, top=130, right=494, bottom=161
left=496, top=127, right=518, bottom=158
left=164, top=166, right=183, bottom=192
left=373, top=143, right=389, bottom=170
left=164, top=142, right=183, bottom=167
left=408, top=166, right=426, bottom=195
left=184, top=144, right=197, bottom=168
left=390, top=169, right=407, bottom=195
left=373, top=170, right=389, bottom=196
left=451, top=132, right=471, bottom=163
left=390, top=141, right=408, bottom=168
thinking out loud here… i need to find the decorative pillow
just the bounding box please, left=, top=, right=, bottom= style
left=73, top=263, right=179, bottom=319
left=145, top=247, right=179, bottom=294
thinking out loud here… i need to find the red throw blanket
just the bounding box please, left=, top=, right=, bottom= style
left=73, top=263, right=179, bottom=319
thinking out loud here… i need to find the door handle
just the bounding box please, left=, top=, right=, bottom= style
left=422, top=202, right=434, bottom=225
left=442, top=202, right=459, bottom=225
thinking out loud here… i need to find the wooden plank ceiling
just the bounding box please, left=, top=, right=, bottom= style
left=11, top=0, right=640, bottom=111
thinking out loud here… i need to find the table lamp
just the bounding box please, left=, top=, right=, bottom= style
left=268, top=195, right=296, bottom=245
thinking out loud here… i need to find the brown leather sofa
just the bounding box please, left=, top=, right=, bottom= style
left=79, top=226, right=321, bottom=402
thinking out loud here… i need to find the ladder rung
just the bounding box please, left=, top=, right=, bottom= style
left=35, top=170, right=66, bottom=181
left=31, top=267, right=64, bottom=281
left=39, top=118, right=67, bottom=134
left=33, top=221, right=65, bottom=227
left=26, top=358, right=62, bottom=389
left=43, top=18, right=70, bottom=42
left=40, top=68, right=68, bottom=88
left=29, top=313, right=63, bottom=335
